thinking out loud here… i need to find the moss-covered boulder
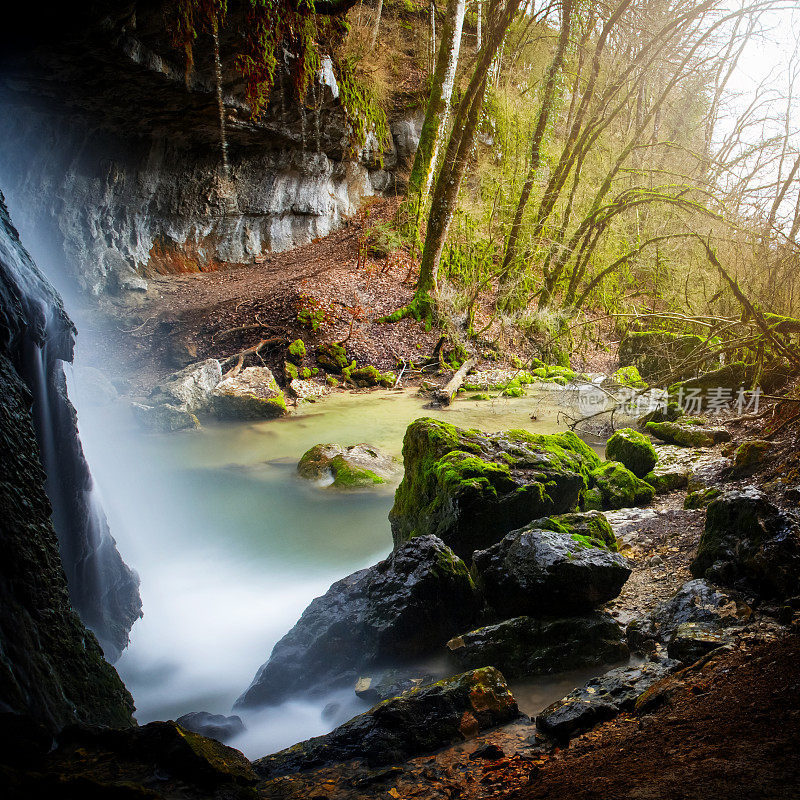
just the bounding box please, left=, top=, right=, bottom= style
left=734, top=439, right=773, bottom=469
left=446, top=613, right=628, bottom=679
left=298, top=443, right=398, bottom=489
left=590, top=461, right=655, bottom=509
left=610, top=365, right=647, bottom=388
left=530, top=510, right=618, bottom=551
left=605, top=428, right=657, bottom=478
left=645, top=421, right=730, bottom=448
left=235, top=535, right=482, bottom=707
left=254, top=667, right=518, bottom=774
left=343, top=363, right=396, bottom=388
left=618, top=330, right=718, bottom=381
left=287, top=338, right=306, bottom=366
left=472, top=526, right=632, bottom=618
left=316, top=342, right=350, bottom=373
left=691, top=488, right=800, bottom=600
left=684, top=487, right=721, bottom=509
left=211, top=366, right=287, bottom=420
left=389, top=419, right=602, bottom=559
left=41, top=721, right=257, bottom=794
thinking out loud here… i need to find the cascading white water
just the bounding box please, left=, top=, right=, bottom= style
left=0, top=192, right=141, bottom=661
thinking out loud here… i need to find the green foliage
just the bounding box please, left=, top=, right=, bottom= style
left=288, top=338, right=307, bottom=364
left=333, top=55, right=391, bottom=155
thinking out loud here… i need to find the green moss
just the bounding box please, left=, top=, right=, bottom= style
left=298, top=367, right=311, bottom=379
left=288, top=339, right=307, bottom=365
left=470, top=393, right=491, bottom=401
left=684, top=487, right=721, bottom=509
left=326, top=375, right=339, bottom=387
left=590, top=461, right=655, bottom=510
left=316, top=342, right=350, bottom=373
left=605, top=427, right=658, bottom=478
left=534, top=510, right=618, bottom=551
left=643, top=469, right=688, bottom=493
left=645, top=421, right=715, bottom=448
left=284, top=361, right=299, bottom=381
left=502, top=386, right=524, bottom=398
left=734, top=440, right=773, bottom=469
left=329, top=454, right=386, bottom=488
left=611, top=365, right=647, bottom=388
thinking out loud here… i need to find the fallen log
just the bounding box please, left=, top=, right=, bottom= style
left=431, top=358, right=477, bottom=406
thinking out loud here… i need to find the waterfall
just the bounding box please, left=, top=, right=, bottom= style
left=0, top=191, right=141, bottom=662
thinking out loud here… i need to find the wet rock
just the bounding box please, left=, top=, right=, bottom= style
left=447, top=613, right=629, bottom=679
left=390, top=418, right=602, bottom=559
left=643, top=444, right=697, bottom=492
left=469, top=743, right=505, bottom=761
left=211, top=366, right=288, bottom=420
left=603, top=508, right=659, bottom=539
left=590, top=461, right=655, bottom=509
left=684, top=487, right=721, bottom=509
left=235, top=536, right=481, bottom=707
left=104, top=250, right=148, bottom=295
left=645, top=421, right=730, bottom=448
left=48, top=720, right=257, bottom=791
left=734, top=439, right=773, bottom=469
left=176, top=711, right=245, bottom=743
left=626, top=579, right=743, bottom=652
left=667, top=622, right=734, bottom=664
left=254, top=667, right=519, bottom=774
left=605, top=428, right=657, bottom=478
left=354, top=670, right=437, bottom=704
left=131, top=400, right=200, bottom=431
left=687, top=454, right=732, bottom=492
left=343, top=363, right=396, bottom=388
left=298, top=443, right=398, bottom=489
left=536, top=659, right=678, bottom=741
left=472, top=526, right=631, bottom=618
left=691, top=488, right=800, bottom=600
left=530, top=510, right=619, bottom=550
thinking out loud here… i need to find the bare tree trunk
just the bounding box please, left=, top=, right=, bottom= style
left=212, top=23, right=230, bottom=180
left=408, top=0, right=468, bottom=229
left=476, top=0, right=482, bottom=50
left=370, top=0, right=384, bottom=49
left=497, top=0, right=573, bottom=295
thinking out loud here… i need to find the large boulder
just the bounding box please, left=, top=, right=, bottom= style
left=645, top=421, right=730, bottom=448
left=690, top=488, right=800, bottom=600
left=605, top=428, right=657, bottom=478
left=590, top=461, right=655, bottom=509
left=211, top=366, right=288, bottom=420
left=643, top=443, right=697, bottom=492
left=446, top=613, right=628, bottom=679
left=235, top=536, right=481, bottom=707
left=132, top=359, right=222, bottom=431
left=530, top=510, right=619, bottom=550
left=297, top=443, right=399, bottom=489
left=389, top=418, right=602, bottom=559
left=472, top=526, right=631, bottom=618
left=254, top=667, right=518, bottom=774
left=618, top=330, right=717, bottom=381
left=536, top=658, right=678, bottom=741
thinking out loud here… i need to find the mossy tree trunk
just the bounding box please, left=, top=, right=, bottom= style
left=410, top=0, right=522, bottom=319
left=407, top=0, right=468, bottom=234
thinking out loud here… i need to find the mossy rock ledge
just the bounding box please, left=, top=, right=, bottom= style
left=645, top=421, right=730, bottom=448
left=389, top=418, right=603, bottom=559
left=254, top=667, right=518, bottom=775
left=605, top=427, right=657, bottom=478
left=298, top=443, right=398, bottom=489
left=235, top=535, right=481, bottom=708
left=447, top=612, right=628, bottom=680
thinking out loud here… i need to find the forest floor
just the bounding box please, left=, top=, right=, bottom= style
left=78, top=196, right=615, bottom=398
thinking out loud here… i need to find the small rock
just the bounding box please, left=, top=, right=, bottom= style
left=176, top=711, right=245, bottom=743
left=648, top=554, right=663, bottom=567
left=469, top=743, right=505, bottom=761
left=667, top=622, right=734, bottom=664
left=211, top=366, right=288, bottom=420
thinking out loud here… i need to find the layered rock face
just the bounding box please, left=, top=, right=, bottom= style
left=0, top=0, right=418, bottom=295
left=0, top=192, right=135, bottom=728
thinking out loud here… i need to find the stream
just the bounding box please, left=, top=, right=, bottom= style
left=69, top=373, right=618, bottom=758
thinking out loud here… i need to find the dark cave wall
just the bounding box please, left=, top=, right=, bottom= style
left=0, top=192, right=136, bottom=728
